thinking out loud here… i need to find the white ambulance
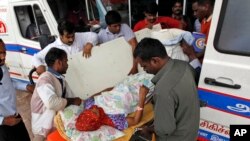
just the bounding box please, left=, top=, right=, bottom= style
left=197, top=0, right=250, bottom=140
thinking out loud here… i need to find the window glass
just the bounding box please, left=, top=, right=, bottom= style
left=214, top=0, right=250, bottom=56
left=47, top=0, right=93, bottom=32
left=14, top=5, right=50, bottom=41
left=100, top=0, right=129, bottom=25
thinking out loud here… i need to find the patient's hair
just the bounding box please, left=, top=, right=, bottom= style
left=134, top=38, right=167, bottom=61
left=45, top=48, right=67, bottom=67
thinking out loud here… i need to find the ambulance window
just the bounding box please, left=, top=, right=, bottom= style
left=47, top=0, right=93, bottom=32
left=100, top=0, right=129, bottom=25
left=214, top=0, right=250, bottom=56
left=14, top=5, right=51, bottom=41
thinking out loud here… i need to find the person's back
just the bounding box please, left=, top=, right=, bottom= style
left=153, top=59, right=199, bottom=140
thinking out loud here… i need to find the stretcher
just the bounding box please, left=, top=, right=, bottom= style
left=47, top=103, right=154, bottom=141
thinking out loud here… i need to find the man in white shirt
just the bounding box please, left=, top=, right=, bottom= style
left=98, top=10, right=137, bottom=50
left=98, top=10, right=138, bottom=74
left=32, top=20, right=98, bottom=75
left=0, top=39, right=33, bottom=141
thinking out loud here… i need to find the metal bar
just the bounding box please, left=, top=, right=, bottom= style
left=85, top=0, right=90, bottom=20
left=128, top=0, right=131, bottom=27
left=183, top=0, right=187, bottom=15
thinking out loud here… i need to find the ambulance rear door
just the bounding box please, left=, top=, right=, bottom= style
left=198, top=0, right=250, bottom=140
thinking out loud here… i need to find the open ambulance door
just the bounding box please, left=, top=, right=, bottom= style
left=198, top=0, right=250, bottom=140
left=7, top=1, right=55, bottom=82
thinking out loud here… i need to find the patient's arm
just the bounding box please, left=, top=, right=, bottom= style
left=126, top=85, right=149, bottom=126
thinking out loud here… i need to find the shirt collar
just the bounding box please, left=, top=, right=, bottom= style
left=151, top=59, right=173, bottom=84
left=57, top=37, right=73, bottom=46
left=105, top=27, right=111, bottom=34
left=48, top=67, right=64, bottom=79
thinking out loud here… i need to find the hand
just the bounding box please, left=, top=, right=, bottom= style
left=139, top=125, right=154, bottom=139
left=181, top=41, right=197, bottom=61
left=3, top=115, right=21, bottom=126
left=73, top=97, right=82, bottom=106
left=83, top=43, right=93, bottom=58
left=26, top=84, right=35, bottom=93
left=36, top=65, right=46, bottom=75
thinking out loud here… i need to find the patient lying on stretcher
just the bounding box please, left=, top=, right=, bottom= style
left=75, top=71, right=154, bottom=131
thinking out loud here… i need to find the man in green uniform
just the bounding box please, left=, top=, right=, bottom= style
left=134, top=38, right=200, bottom=141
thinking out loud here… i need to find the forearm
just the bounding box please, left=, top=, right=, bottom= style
left=126, top=86, right=148, bottom=126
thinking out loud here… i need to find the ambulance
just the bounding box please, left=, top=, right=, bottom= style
left=197, top=0, right=250, bottom=140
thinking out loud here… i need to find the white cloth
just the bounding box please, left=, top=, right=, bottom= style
left=161, top=30, right=195, bottom=46
left=31, top=71, right=74, bottom=137
left=194, top=19, right=201, bottom=33
left=32, top=32, right=98, bottom=67
left=98, top=24, right=135, bottom=43
left=151, top=29, right=191, bottom=62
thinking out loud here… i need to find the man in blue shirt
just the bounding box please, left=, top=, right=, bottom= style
left=0, top=38, right=34, bottom=141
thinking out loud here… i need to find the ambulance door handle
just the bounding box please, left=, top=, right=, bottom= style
left=204, top=77, right=241, bottom=89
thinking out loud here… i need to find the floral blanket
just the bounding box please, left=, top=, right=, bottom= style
left=94, top=71, right=154, bottom=115
left=59, top=71, right=154, bottom=140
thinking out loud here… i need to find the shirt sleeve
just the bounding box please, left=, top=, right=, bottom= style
left=133, top=20, right=144, bottom=32
left=12, top=79, right=27, bottom=91
left=32, top=44, right=53, bottom=67
left=97, top=29, right=106, bottom=44
left=154, top=91, right=176, bottom=137
left=122, top=24, right=135, bottom=41
left=36, top=77, right=67, bottom=111
left=79, top=32, right=98, bottom=47
left=161, top=17, right=181, bottom=28
left=189, top=58, right=201, bottom=69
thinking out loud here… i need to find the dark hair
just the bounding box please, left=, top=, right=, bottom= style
left=134, top=38, right=167, bottom=61
left=172, top=0, right=183, bottom=7
left=57, top=19, right=75, bottom=35
left=105, top=10, right=122, bottom=25
left=144, top=2, right=158, bottom=15
left=0, top=38, right=3, bottom=43
left=197, top=0, right=215, bottom=7
left=45, top=48, right=67, bottom=67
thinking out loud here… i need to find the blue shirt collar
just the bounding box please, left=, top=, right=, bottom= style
left=47, top=67, right=64, bottom=79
